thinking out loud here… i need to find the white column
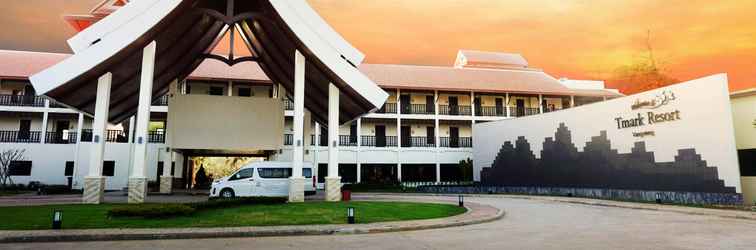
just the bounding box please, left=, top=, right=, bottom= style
left=313, top=122, right=320, bottom=178
left=356, top=163, right=362, bottom=183
left=505, top=93, right=510, bottom=117
left=470, top=91, right=476, bottom=119
left=538, top=94, right=544, bottom=114
left=570, top=95, right=575, bottom=108
left=160, top=79, right=174, bottom=195
left=603, top=96, right=607, bottom=101
left=356, top=118, right=362, bottom=184
left=83, top=72, right=112, bottom=204
left=325, top=83, right=342, bottom=201
left=289, top=50, right=306, bottom=202
left=436, top=163, right=441, bottom=183
left=227, top=81, right=233, bottom=96
left=71, top=112, right=84, bottom=189
left=40, top=109, right=49, bottom=144
left=397, top=163, right=402, bottom=182
left=128, top=41, right=156, bottom=204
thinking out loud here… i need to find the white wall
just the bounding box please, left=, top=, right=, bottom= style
left=473, top=74, right=742, bottom=192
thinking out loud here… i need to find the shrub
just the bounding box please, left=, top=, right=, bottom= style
left=39, top=185, right=77, bottom=195
left=108, top=204, right=195, bottom=218
left=194, top=197, right=287, bottom=210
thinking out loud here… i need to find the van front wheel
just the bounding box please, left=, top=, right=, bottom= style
left=220, top=188, right=235, bottom=199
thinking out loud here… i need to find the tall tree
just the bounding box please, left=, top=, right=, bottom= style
left=612, top=30, right=679, bottom=94
left=0, top=149, right=26, bottom=188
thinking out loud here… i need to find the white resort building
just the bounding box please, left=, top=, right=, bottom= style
left=0, top=0, right=622, bottom=193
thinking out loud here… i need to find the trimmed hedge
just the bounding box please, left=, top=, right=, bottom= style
left=107, top=197, right=288, bottom=218
left=108, top=204, right=195, bottom=218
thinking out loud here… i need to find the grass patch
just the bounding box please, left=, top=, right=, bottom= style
left=0, top=201, right=466, bottom=230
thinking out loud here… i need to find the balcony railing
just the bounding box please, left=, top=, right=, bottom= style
left=283, top=99, right=294, bottom=111
left=439, top=105, right=472, bottom=116
left=543, top=106, right=562, bottom=113
left=284, top=134, right=293, bottom=145
left=475, top=106, right=507, bottom=117
left=402, top=136, right=435, bottom=148
left=44, top=132, right=77, bottom=144
left=509, top=107, right=540, bottom=117
left=49, top=100, right=68, bottom=108
left=152, top=95, right=168, bottom=106
left=0, top=95, right=45, bottom=107
left=80, top=129, right=130, bottom=143
left=0, top=131, right=41, bottom=143
left=400, top=104, right=435, bottom=115
left=339, top=135, right=358, bottom=147
left=376, top=103, right=397, bottom=114
left=361, top=135, right=397, bottom=147
left=440, top=137, right=473, bottom=148
left=148, top=131, right=165, bottom=143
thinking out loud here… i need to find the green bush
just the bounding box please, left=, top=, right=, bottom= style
left=107, top=197, right=287, bottom=218
left=343, top=183, right=404, bottom=192
left=107, top=204, right=195, bottom=218
left=195, top=197, right=287, bottom=210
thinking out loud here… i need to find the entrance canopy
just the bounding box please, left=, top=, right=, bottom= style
left=30, top=0, right=388, bottom=124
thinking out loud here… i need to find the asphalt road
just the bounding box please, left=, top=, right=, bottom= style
left=3, top=196, right=756, bottom=250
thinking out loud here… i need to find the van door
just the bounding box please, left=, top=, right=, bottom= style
left=227, top=168, right=255, bottom=197
left=257, top=167, right=291, bottom=196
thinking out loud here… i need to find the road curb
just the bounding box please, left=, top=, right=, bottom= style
left=0, top=200, right=503, bottom=243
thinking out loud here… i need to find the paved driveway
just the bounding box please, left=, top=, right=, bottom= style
left=3, top=195, right=755, bottom=250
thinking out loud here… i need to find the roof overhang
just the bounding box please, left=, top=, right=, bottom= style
left=30, top=0, right=387, bottom=125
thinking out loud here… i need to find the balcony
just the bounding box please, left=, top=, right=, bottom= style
left=474, top=106, right=507, bottom=117
left=0, top=131, right=41, bottom=143
left=339, top=135, right=358, bottom=147
left=0, top=95, right=45, bottom=107
left=440, top=137, right=472, bottom=148
left=375, top=103, right=397, bottom=114
left=44, top=132, right=77, bottom=144
left=439, top=105, right=472, bottom=116
left=361, top=135, right=398, bottom=147
left=283, top=99, right=294, bottom=111
left=509, top=107, right=540, bottom=117
left=400, top=104, right=435, bottom=115
left=402, top=136, right=435, bottom=148
left=80, top=129, right=130, bottom=143
left=283, top=134, right=293, bottom=146
left=543, top=106, right=562, bottom=113
left=152, top=95, right=169, bottom=106
left=148, top=131, right=165, bottom=143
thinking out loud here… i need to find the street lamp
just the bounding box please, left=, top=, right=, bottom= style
left=347, top=207, right=355, bottom=224
left=52, top=210, right=62, bottom=229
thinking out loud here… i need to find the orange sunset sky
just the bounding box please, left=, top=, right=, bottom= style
left=0, top=0, right=754, bottom=92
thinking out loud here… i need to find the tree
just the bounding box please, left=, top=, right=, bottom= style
left=0, top=149, right=26, bottom=188
left=458, top=158, right=474, bottom=182
left=612, top=30, right=679, bottom=94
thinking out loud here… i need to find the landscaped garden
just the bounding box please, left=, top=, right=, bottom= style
left=0, top=199, right=466, bottom=230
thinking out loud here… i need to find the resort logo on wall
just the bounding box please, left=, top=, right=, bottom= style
left=615, top=90, right=681, bottom=137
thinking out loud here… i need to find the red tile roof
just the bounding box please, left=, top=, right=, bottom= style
left=0, top=50, right=620, bottom=97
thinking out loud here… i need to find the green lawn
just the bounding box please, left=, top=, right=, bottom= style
left=0, top=201, right=466, bottom=230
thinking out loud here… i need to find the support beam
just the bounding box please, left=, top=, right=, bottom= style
left=505, top=93, right=510, bottom=117
left=128, top=41, right=156, bottom=204
left=538, top=94, right=544, bottom=114
left=72, top=112, right=84, bottom=189
left=356, top=163, right=361, bottom=183
left=83, top=72, right=112, bottom=204
left=289, top=50, right=306, bottom=203
left=325, top=83, right=342, bottom=202
left=436, top=163, right=441, bottom=183
left=40, top=102, right=49, bottom=144
left=397, top=163, right=402, bottom=182
left=159, top=147, right=173, bottom=194
left=570, top=95, right=575, bottom=108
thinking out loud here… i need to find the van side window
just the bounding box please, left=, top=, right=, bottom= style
left=258, top=168, right=292, bottom=179
left=229, top=168, right=254, bottom=180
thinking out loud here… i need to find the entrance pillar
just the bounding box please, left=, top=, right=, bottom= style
left=325, top=83, right=342, bottom=201
left=289, top=50, right=306, bottom=202
left=160, top=79, right=178, bottom=194
left=83, top=72, right=112, bottom=204
left=128, top=41, right=156, bottom=203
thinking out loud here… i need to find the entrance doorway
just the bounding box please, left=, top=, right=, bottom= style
left=449, top=127, right=460, bottom=148
left=375, top=125, right=386, bottom=147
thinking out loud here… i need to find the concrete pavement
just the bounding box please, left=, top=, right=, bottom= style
left=2, top=195, right=756, bottom=249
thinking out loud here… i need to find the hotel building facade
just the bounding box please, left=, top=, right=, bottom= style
left=0, top=48, right=621, bottom=190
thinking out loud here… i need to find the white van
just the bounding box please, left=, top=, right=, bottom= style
left=210, top=161, right=317, bottom=198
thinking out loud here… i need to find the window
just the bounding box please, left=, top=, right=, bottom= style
left=103, top=161, right=115, bottom=177
left=185, top=83, right=192, bottom=94
left=208, top=86, right=224, bottom=96
left=238, top=88, right=252, bottom=97
left=64, top=161, right=74, bottom=176
left=229, top=168, right=254, bottom=180
left=258, top=168, right=292, bottom=179
left=9, top=161, right=32, bottom=176
left=303, top=168, right=312, bottom=178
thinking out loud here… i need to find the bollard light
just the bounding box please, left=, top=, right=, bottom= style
left=347, top=207, right=355, bottom=224
left=52, top=210, right=62, bottom=229
left=655, top=193, right=662, bottom=204
left=458, top=195, right=464, bottom=207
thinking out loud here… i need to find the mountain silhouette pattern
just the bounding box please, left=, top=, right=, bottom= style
left=480, top=123, right=737, bottom=194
